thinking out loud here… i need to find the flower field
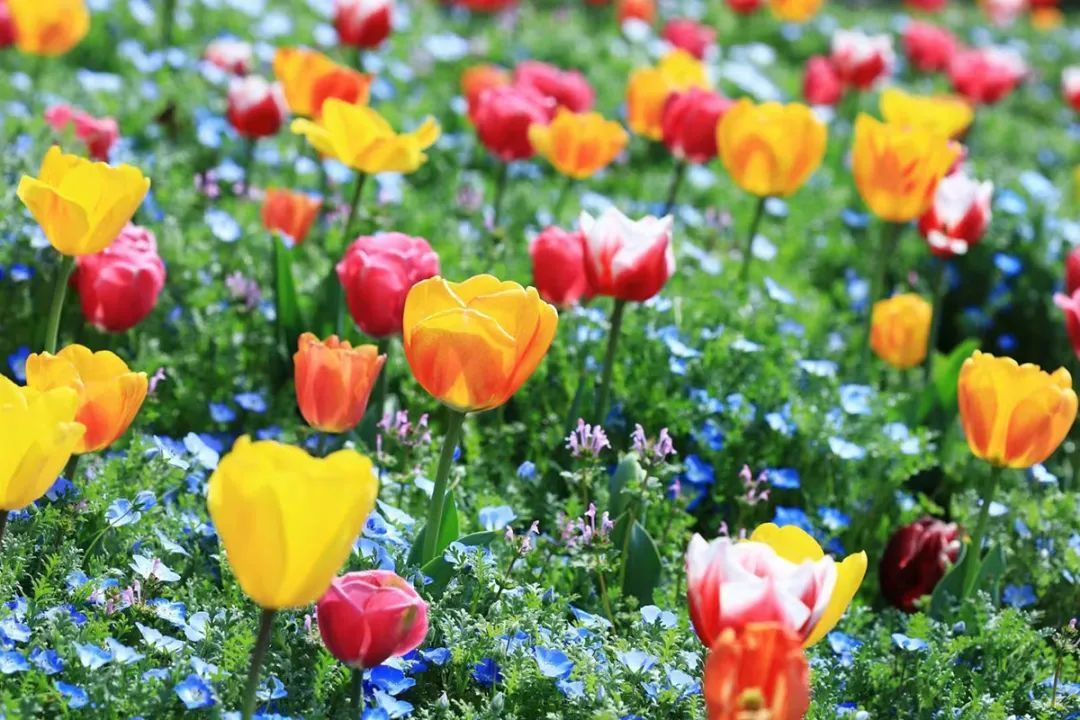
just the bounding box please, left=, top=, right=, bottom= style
left=1, top=0, right=1079, bottom=717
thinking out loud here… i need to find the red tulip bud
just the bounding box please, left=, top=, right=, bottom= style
left=879, top=518, right=961, bottom=612
left=73, top=224, right=167, bottom=333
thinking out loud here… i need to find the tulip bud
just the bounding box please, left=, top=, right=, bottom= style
left=829, top=29, right=895, bottom=91
left=529, top=226, right=592, bottom=308
left=802, top=55, right=843, bottom=106
left=294, top=333, right=386, bottom=434
left=73, top=224, right=166, bottom=333
left=917, top=173, right=992, bottom=258
left=660, top=88, right=733, bottom=164
left=472, top=84, right=555, bottom=162
left=1065, top=246, right=1080, bottom=296
left=316, top=571, right=429, bottom=669
left=1054, top=290, right=1080, bottom=361
left=948, top=47, right=1026, bottom=106
left=579, top=208, right=674, bottom=302
left=0, top=0, right=16, bottom=48
left=227, top=76, right=287, bottom=139
left=617, top=0, right=655, bottom=25
left=902, top=21, right=957, bottom=74
left=204, top=37, right=253, bottom=75
left=1063, top=66, right=1080, bottom=113
left=262, top=188, right=321, bottom=246
left=334, top=0, right=392, bottom=50
left=461, top=64, right=511, bottom=121
left=725, top=0, right=765, bottom=14
left=870, top=294, right=932, bottom=370
left=43, top=104, right=120, bottom=161
left=879, top=518, right=961, bottom=612
left=513, top=60, right=595, bottom=113
left=661, top=18, right=716, bottom=60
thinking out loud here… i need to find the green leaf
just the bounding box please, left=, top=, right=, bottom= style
left=608, top=455, right=646, bottom=519
left=407, top=492, right=460, bottom=568
left=973, top=544, right=1006, bottom=605
left=273, top=237, right=303, bottom=354
left=933, top=339, right=980, bottom=414
left=928, top=542, right=970, bottom=620
left=420, top=530, right=497, bottom=597
left=312, top=267, right=343, bottom=338
left=611, top=515, right=662, bottom=606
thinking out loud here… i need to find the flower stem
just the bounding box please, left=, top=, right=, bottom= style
left=240, top=608, right=276, bottom=720
left=552, top=176, right=575, bottom=223
left=960, top=467, right=1002, bottom=601
left=422, top=410, right=466, bottom=565
left=738, top=196, right=767, bottom=285
left=923, top=259, right=949, bottom=383
left=342, top=172, right=368, bottom=247
left=350, top=666, right=364, bottom=713
left=862, top=221, right=904, bottom=375
left=662, top=160, right=686, bottom=216
left=360, top=337, right=391, bottom=450
left=491, top=161, right=509, bottom=232
left=0, top=511, right=9, bottom=549
left=594, top=299, right=627, bottom=423
left=44, top=255, right=76, bottom=354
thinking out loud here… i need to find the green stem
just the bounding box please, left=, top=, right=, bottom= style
left=491, top=161, right=509, bottom=232
left=738, top=196, right=767, bottom=285
left=63, top=454, right=81, bottom=485
left=0, top=510, right=9, bottom=548
left=44, top=255, right=76, bottom=354
left=241, top=138, right=257, bottom=192
left=350, top=666, right=364, bottom=713
left=240, top=609, right=276, bottom=720
left=487, top=551, right=521, bottom=615
left=617, top=506, right=636, bottom=592
left=341, top=172, right=368, bottom=250
left=594, top=299, right=627, bottom=423
left=662, top=160, right=686, bottom=216
left=421, top=410, right=466, bottom=565
left=596, top=564, right=615, bottom=625
left=862, top=221, right=903, bottom=375
left=360, top=337, right=391, bottom=449
left=923, top=259, right=949, bottom=383
left=960, top=467, right=1002, bottom=601
left=160, top=0, right=175, bottom=47
left=552, top=176, right=575, bottom=223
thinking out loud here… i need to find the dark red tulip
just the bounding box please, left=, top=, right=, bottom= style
left=0, top=0, right=15, bottom=47
left=879, top=518, right=961, bottom=612
left=1066, top=246, right=1080, bottom=296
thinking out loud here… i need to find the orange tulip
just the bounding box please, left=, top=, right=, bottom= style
left=617, top=0, right=655, bottom=24
left=704, top=623, right=810, bottom=720
left=869, top=293, right=932, bottom=370
left=294, top=333, right=386, bottom=434
left=9, top=0, right=89, bottom=56
left=957, top=351, right=1078, bottom=469
left=769, top=0, right=823, bottom=22
left=528, top=108, right=628, bottom=180
left=402, top=275, right=558, bottom=413
left=25, top=345, right=147, bottom=454
left=273, top=47, right=371, bottom=118
left=262, top=189, right=321, bottom=245
left=626, top=50, right=708, bottom=140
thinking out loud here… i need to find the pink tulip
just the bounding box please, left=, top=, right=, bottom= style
left=902, top=21, right=957, bottom=74
left=73, top=224, right=167, bottom=333
left=529, top=226, right=592, bottom=307
left=802, top=55, right=843, bottom=106
left=661, top=18, right=716, bottom=60
left=579, top=208, right=674, bottom=302
left=337, top=233, right=440, bottom=337
left=829, top=29, right=895, bottom=91
left=917, top=173, right=993, bottom=258
left=44, top=105, right=120, bottom=161
left=334, top=0, right=393, bottom=50
left=948, top=47, right=1026, bottom=106
left=513, top=60, right=595, bottom=113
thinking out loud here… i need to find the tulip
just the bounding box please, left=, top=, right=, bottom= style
left=1063, top=66, right=1080, bottom=113
left=316, top=571, right=428, bottom=668
left=703, top=624, right=810, bottom=720
left=661, top=18, right=716, bottom=60
left=905, top=0, right=946, bottom=10
left=980, top=0, right=1025, bottom=26
left=880, top=518, right=961, bottom=612
left=294, top=333, right=385, bottom=434
left=43, top=105, right=119, bottom=161
left=661, top=88, right=733, bottom=165
left=1065, top=246, right=1080, bottom=296
left=879, top=88, right=973, bottom=141
left=262, top=189, right=321, bottom=246
left=334, top=0, right=392, bottom=49
left=529, top=226, right=592, bottom=307
left=455, top=0, right=516, bottom=11
left=528, top=108, right=628, bottom=180
left=902, top=21, right=957, bottom=73
left=461, top=64, right=510, bottom=121
left=725, top=0, right=764, bottom=12
left=73, top=224, right=166, bottom=333
left=204, top=37, right=253, bottom=75
left=472, top=84, right=555, bottom=162
left=626, top=50, right=708, bottom=141
left=869, top=293, right=932, bottom=370
left=0, top=0, right=14, bottom=47
left=1054, top=290, right=1080, bottom=361
left=947, top=47, right=1026, bottom=106
left=829, top=29, right=895, bottom=91
left=802, top=55, right=843, bottom=106
left=227, top=76, right=288, bottom=139
left=8, top=0, right=88, bottom=55
left=579, top=208, right=674, bottom=303
left=768, top=0, right=823, bottom=22
left=513, top=60, right=595, bottom=113
left=686, top=525, right=867, bottom=648
left=616, top=0, right=654, bottom=25
left=273, top=47, right=371, bottom=118
left=917, top=172, right=992, bottom=258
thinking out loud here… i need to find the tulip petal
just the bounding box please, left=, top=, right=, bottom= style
left=16, top=177, right=91, bottom=256
left=749, top=523, right=825, bottom=563
left=803, top=551, right=866, bottom=647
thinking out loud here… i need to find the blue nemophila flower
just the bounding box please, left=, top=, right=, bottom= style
left=798, top=359, right=838, bottom=378
left=257, top=675, right=288, bottom=701
left=828, top=631, right=862, bottom=667
left=682, top=455, right=714, bottom=487
left=106, top=498, right=142, bottom=527
left=7, top=346, right=29, bottom=382
left=0, top=616, right=30, bottom=644
left=819, top=507, right=851, bottom=532
left=640, top=605, right=677, bottom=629
left=471, top=658, right=502, bottom=687
left=185, top=612, right=210, bottom=642
left=362, top=709, right=391, bottom=720
left=420, top=647, right=451, bottom=666
left=29, top=648, right=64, bottom=674
left=828, top=437, right=867, bottom=461
left=191, top=656, right=219, bottom=678
left=534, top=647, right=574, bottom=679
left=773, top=507, right=814, bottom=534
left=74, top=642, right=113, bottom=669
left=107, top=638, right=144, bottom=664
left=56, top=681, right=89, bottom=708
left=4, top=597, right=27, bottom=619
left=617, top=649, right=656, bottom=674
left=131, top=554, right=181, bottom=583
left=993, top=253, right=1022, bottom=277
left=891, top=633, right=928, bottom=652
left=478, top=505, right=516, bottom=532
left=134, top=490, right=157, bottom=510
left=1030, top=464, right=1058, bottom=485
left=845, top=268, right=869, bottom=312
left=209, top=402, right=237, bottom=423
left=175, top=674, right=216, bottom=709
left=516, top=461, right=536, bottom=479
left=839, top=384, right=873, bottom=415
left=841, top=208, right=870, bottom=230
left=235, top=391, right=268, bottom=413
left=183, top=433, right=220, bottom=469
left=883, top=423, right=920, bottom=455
left=556, top=678, right=585, bottom=699
left=8, top=264, right=33, bottom=282
left=136, top=622, right=186, bottom=652
left=143, top=668, right=170, bottom=682
left=368, top=666, right=414, bottom=696
left=205, top=208, right=241, bottom=243
left=152, top=600, right=187, bottom=627
left=1003, top=584, right=1036, bottom=608
left=768, top=468, right=800, bottom=490
left=765, top=405, right=796, bottom=436
left=763, top=277, right=796, bottom=305
left=0, top=650, right=29, bottom=674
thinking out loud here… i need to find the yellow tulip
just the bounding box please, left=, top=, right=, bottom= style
left=16, top=146, right=150, bottom=256
left=769, top=0, right=824, bottom=22
left=879, top=88, right=973, bottom=141
left=869, top=293, right=932, bottom=370
left=207, top=437, right=378, bottom=609
left=626, top=50, right=708, bottom=140
left=528, top=108, right=628, bottom=180
left=957, top=351, right=1078, bottom=469
left=0, top=376, right=84, bottom=510
left=750, top=523, right=867, bottom=648
left=291, top=99, right=440, bottom=174
left=716, top=99, right=827, bottom=198
left=25, top=345, right=147, bottom=454
left=9, top=0, right=89, bottom=56
left=273, top=47, right=371, bottom=118
left=403, top=275, right=558, bottom=413
left=851, top=114, right=959, bottom=223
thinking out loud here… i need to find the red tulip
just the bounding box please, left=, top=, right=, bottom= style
left=617, top=0, right=655, bottom=24
left=529, top=226, right=592, bottom=307
left=802, top=55, right=843, bottom=106
left=830, top=29, right=895, bottom=91
left=337, top=233, right=440, bottom=338
left=661, top=18, right=716, bottom=60
left=948, top=47, right=1026, bottom=106
left=0, top=0, right=15, bottom=48
left=73, top=224, right=166, bottom=333
left=317, top=571, right=428, bottom=669
left=226, top=76, right=287, bottom=139
left=461, top=64, right=511, bottom=121
left=1063, top=67, right=1080, bottom=113
left=902, top=21, right=957, bottom=74
left=472, top=84, right=555, bottom=162
left=917, top=173, right=993, bottom=258
left=660, top=88, right=733, bottom=164
left=879, top=518, right=961, bottom=612
left=1055, top=291, right=1080, bottom=360
left=904, top=0, right=947, bottom=11
left=704, top=624, right=810, bottom=720
left=204, top=37, right=253, bottom=75
left=725, top=0, right=765, bottom=13
left=1065, top=246, right=1080, bottom=296
left=580, top=207, right=674, bottom=302
left=454, top=0, right=516, bottom=11
left=512, top=60, right=595, bottom=113
left=43, top=104, right=119, bottom=161
left=334, top=0, right=392, bottom=50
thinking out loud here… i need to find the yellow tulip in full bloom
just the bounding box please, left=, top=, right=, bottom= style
left=9, top=0, right=90, bottom=56
left=291, top=99, right=440, bottom=174
left=207, top=437, right=378, bottom=609
left=0, top=376, right=84, bottom=511
left=25, top=345, right=147, bottom=454
left=403, top=275, right=558, bottom=413
left=879, top=88, right=973, bottom=141
left=528, top=109, right=629, bottom=180
left=851, top=114, right=959, bottom=223
left=716, top=99, right=827, bottom=198
left=869, top=293, right=932, bottom=370
left=957, top=352, right=1078, bottom=469
left=626, top=50, right=708, bottom=140
left=16, top=146, right=151, bottom=256
left=769, top=0, right=824, bottom=22
left=273, top=47, right=371, bottom=118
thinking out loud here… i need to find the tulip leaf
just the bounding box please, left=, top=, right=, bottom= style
left=419, top=530, right=498, bottom=597
left=407, top=492, right=460, bottom=568
left=928, top=541, right=1005, bottom=619
left=973, top=545, right=1005, bottom=605
left=608, top=455, right=647, bottom=520
left=611, top=515, right=662, bottom=606
left=272, top=236, right=303, bottom=355
left=933, top=339, right=980, bottom=413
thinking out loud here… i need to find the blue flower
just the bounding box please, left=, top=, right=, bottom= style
left=694, top=420, right=724, bottom=451
left=828, top=632, right=862, bottom=667
left=818, top=507, right=851, bottom=532
left=30, top=648, right=64, bottom=675
left=768, top=468, right=800, bottom=490
left=682, top=455, right=715, bottom=487
left=106, top=638, right=144, bottom=664
left=420, top=647, right=451, bottom=666
left=235, top=392, right=267, bottom=413
left=74, top=642, right=113, bottom=670
left=0, top=616, right=30, bottom=644
left=516, top=461, right=536, bottom=479
left=838, top=384, right=873, bottom=415
left=471, top=658, right=502, bottom=687
left=534, top=647, right=574, bottom=680
left=557, top=678, right=585, bottom=699
left=773, top=506, right=813, bottom=534
left=209, top=402, right=237, bottom=423
left=478, top=505, right=516, bottom=532
left=368, top=666, right=414, bottom=696
left=0, top=650, right=29, bottom=674
left=256, top=675, right=288, bottom=701
left=106, top=498, right=141, bottom=527
left=7, top=346, right=29, bottom=383
left=639, top=605, right=677, bottom=629
left=205, top=208, right=241, bottom=243
left=1003, top=584, right=1036, bottom=608
left=134, top=490, right=157, bottom=510
left=891, top=633, right=928, bottom=652
left=828, top=437, right=866, bottom=461
left=993, top=253, right=1022, bottom=277
left=175, top=674, right=216, bottom=709
left=56, top=681, right=90, bottom=708
left=616, top=649, right=656, bottom=674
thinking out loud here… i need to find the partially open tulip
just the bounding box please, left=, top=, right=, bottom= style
left=0, top=377, right=83, bottom=511
left=317, top=571, right=428, bottom=668
left=1065, top=247, right=1080, bottom=296
left=717, top=100, right=827, bottom=198
left=513, top=60, right=595, bottom=113
left=528, top=108, right=628, bottom=180
left=958, top=352, right=1078, bottom=469
left=830, top=29, right=895, bottom=90
left=0, top=0, right=15, bottom=47
left=9, top=0, right=88, bottom=55
left=402, top=275, right=558, bottom=413
left=337, top=233, right=440, bottom=338
left=616, top=0, right=654, bottom=24
left=461, top=64, right=510, bottom=121
left=294, top=333, right=385, bottom=434
left=262, top=189, right=322, bottom=245
left=17, top=146, right=150, bottom=257
left=869, top=293, right=932, bottom=370
left=1062, top=66, right=1080, bottom=113
left=851, top=115, right=960, bottom=223
left=661, top=88, right=733, bottom=164
left=686, top=525, right=867, bottom=648
left=768, top=0, right=822, bottom=22
left=1054, top=291, right=1080, bottom=360
left=334, top=0, right=392, bottom=50
left=626, top=50, right=708, bottom=140
left=802, top=55, right=843, bottom=106
left=579, top=208, right=674, bottom=302
left=880, top=518, right=961, bottom=612
left=726, top=0, right=765, bottom=12
left=902, top=21, right=957, bottom=73
left=880, top=88, right=973, bottom=140
left=472, top=85, right=555, bottom=162
left=207, top=437, right=378, bottom=609
left=273, top=48, right=371, bottom=118
left=204, top=37, right=252, bottom=75
left=227, top=76, right=287, bottom=139
left=292, top=99, right=440, bottom=175
left=73, top=224, right=166, bottom=333
left=529, top=226, right=592, bottom=307
left=25, top=345, right=147, bottom=454
left=44, top=105, right=119, bottom=161
left=703, top=624, right=810, bottom=720
left=662, top=18, right=716, bottom=60
left=917, top=172, right=992, bottom=258
left=948, top=47, right=1026, bottom=106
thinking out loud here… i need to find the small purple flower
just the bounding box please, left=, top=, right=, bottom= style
left=566, top=419, right=610, bottom=459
